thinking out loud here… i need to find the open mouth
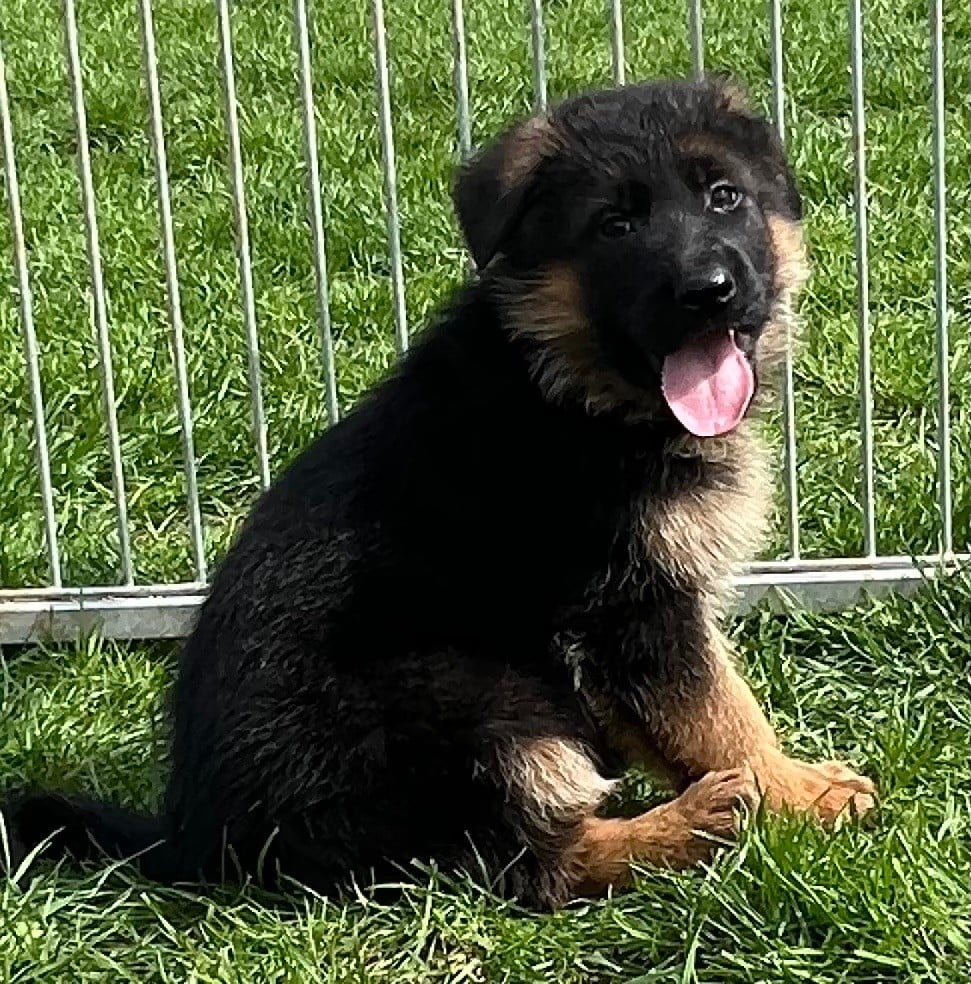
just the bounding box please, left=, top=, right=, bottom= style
left=661, top=329, right=755, bottom=437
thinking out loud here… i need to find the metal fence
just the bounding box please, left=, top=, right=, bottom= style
left=0, top=0, right=966, bottom=644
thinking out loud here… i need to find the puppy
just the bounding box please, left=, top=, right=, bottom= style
left=2, top=78, right=874, bottom=910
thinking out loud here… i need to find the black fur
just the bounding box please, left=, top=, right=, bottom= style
left=2, top=78, right=801, bottom=909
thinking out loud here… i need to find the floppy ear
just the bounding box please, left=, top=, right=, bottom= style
left=453, top=115, right=558, bottom=270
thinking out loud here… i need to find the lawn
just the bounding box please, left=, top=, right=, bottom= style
left=1, top=581, right=968, bottom=981
left=0, top=0, right=968, bottom=980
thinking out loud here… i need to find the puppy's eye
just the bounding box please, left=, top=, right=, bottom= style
left=600, top=215, right=634, bottom=238
left=708, top=182, right=743, bottom=213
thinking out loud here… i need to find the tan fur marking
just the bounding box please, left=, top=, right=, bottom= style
left=497, top=736, right=616, bottom=832
left=716, top=80, right=753, bottom=115
left=767, top=213, right=809, bottom=294
left=566, top=768, right=757, bottom=893
left=641, top=425, right=772, bottom=591
left=650, top=616, right=780, bottom=776
left=758, top=214, right=809, bottom=377
left=500, top=265, right=664, bottom=419
left=503, top=264, right=586, bottom=346
left=676, top=131, right=736, bottom=161
left=500, top=116, right=559, bottom=193
left=638, top=616, right=877, bottom=826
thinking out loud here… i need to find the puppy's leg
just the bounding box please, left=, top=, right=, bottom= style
left=637, top=622, right=875, bottom=825
left=566, top=767, right=757, bottom=896
left=496, top=734, right=755, bottom=904
left=365, top=654, right=752, bottom=907
left=399, top=657, right=752, bottom=907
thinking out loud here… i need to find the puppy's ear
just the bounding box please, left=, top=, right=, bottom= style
left=705, top=72, right=755, bottom=116
left=705, top=72, right=802, bottom=220
left=453, top=116, right=558, bottom=270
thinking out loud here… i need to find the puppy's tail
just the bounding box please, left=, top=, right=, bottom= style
left=1, top=791, right=180, bottom=881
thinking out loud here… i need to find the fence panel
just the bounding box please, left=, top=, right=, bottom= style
left=0, top=0, right=966, bottom=643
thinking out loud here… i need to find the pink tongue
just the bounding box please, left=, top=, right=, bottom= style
left=661, top=331, right=754, bottom=437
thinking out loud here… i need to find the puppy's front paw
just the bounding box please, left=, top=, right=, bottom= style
left=674, top=766, right=758, bottom=838
left=755, top=750, right=876, bottom=825
left=652, top=767, right=758, bottom=866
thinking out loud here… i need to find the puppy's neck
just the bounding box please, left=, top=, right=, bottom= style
left=636, top=423, right=772, bottom=593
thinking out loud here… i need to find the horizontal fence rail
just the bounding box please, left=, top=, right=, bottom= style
left=0, top=556, right=966, bottom=645
left=0, top=0, right=966, bottom=645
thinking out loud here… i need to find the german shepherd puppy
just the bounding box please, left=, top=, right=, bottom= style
left=3, top=78, right=874, bottom=909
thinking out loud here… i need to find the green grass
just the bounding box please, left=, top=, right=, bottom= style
left=0, top=0, right=969, bottom=980
left=1, top=578, right=968, bottom=981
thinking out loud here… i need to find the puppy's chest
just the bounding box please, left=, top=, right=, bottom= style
left=599, top=434, right=771, bottom=599
left=635, top=476, right=767, bottom=592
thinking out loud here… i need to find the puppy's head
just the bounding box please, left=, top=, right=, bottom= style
left=454, top=78, right=807, bottom=434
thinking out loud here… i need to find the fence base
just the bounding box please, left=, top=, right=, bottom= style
left=0, top=555, right=966, bottom=645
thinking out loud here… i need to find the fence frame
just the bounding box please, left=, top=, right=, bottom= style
left=0, top=0, right=966, bottom=645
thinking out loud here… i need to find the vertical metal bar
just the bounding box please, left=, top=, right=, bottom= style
left=768, top=0, right=786, bottom=143
left=292, top=0, right=340, bottom=426
left=929, top=0, right=952, bottom=554
left=450, top=0, right=472, bottom=160
left=0, top=42, right=62, bottom=587
left=687, top=0, right=704, bottom=80
left=607, top=0, right=626, bottom=86
left=450, top=0, right=477, bottom=275
left=370, top=0, right=408, bottom=354
left=137, top=0, right=207, bottom=582
left=61, top=0, right=134, bottom=584
left=848, top=0, right=876, bottom=556
left=215, top=0, right=271, bottom=490
left=527, top=0, right=548, bottom=111
left=768, top=0, right=800, bottom=559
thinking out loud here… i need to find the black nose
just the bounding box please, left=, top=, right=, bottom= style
left=678, top=266, right=737, bottom=312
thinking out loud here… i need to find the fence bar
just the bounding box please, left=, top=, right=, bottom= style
left=929, top=0, right=952, bottom=553
left=215, top=0, right=271, bottom=489
left=450, top=0, right=476, bottom=275
left=450, top=0, right=472, bottom=159
left=527, top=0, right=548, bottom=111
left=61, top=0, right=134, bottom=584
left=137, top=0, right=207, bottom=582
left=848, top=0, right=877, bottom=556
left=687, top=0, right=704, bottom=79
left=292, top=0, right=340, bottom=426
left=607, top=0, right=626, bottom=86
left=767, top=0, right=800, bottom=558
left=2, top=552, right=962, bottom=602
left=370, top=0, right=408, bottom=353
left=0, top=44, right=62, bottom=587
left=5, top=555, right=967, bottom=644
left=768, top=0, right=786, bottom=136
